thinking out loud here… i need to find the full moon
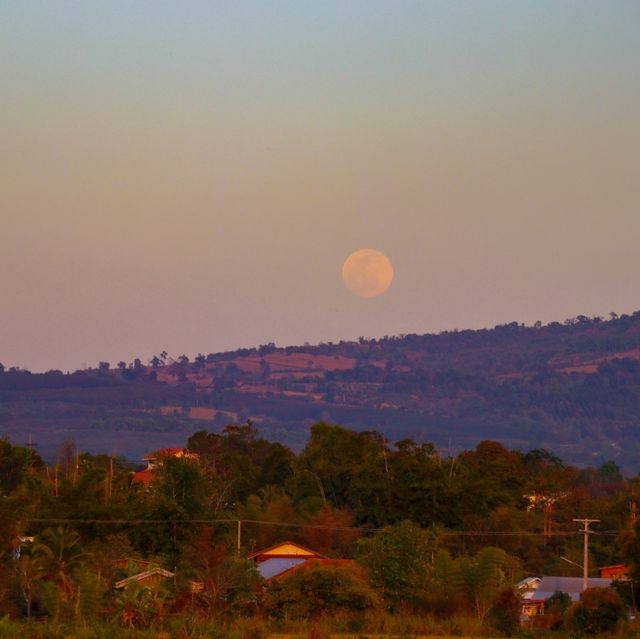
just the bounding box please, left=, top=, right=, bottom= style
left=342, top=249, right=394, bottom=298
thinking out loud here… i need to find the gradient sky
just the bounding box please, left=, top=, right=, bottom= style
left=2, top=1, right=639, bottom=372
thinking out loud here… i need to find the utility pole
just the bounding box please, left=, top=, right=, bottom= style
left=573, top=518, right=599, bottom=592
left=543, top=499, right=553, bottom=543
left=105, top=457, right=113, bottom=504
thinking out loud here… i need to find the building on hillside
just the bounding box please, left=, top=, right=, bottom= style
left=188, top=541, right=332, bottom=593
left=532, top=576, right=614, bottom=603
left=518, top=574, right=614, bottom=619
left=599, top=564, right=630, bottom=580
left=516, top=576, right=543, bottom=616
left=248, top=541, right=327, bottom=580
left=111, top=557, right=156, bottom=585
left=112, top=557, right=152, bottom=571
left=115, top=567, right=175, bottom=590
left=131, top=447, right=199, bottom=487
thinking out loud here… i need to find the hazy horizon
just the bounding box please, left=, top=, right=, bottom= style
left=2, top=2, right=639, bottom=372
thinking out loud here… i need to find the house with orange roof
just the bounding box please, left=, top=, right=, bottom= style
left=187, top=541, right=354, bottom=596
left=131, top=447, right=199, bottom=487
left=249, top=541, right=337, bottom=581
left=598, top=564, right=630, bottom=581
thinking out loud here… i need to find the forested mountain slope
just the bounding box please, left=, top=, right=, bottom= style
left=2, top=311, right=640, bottom=470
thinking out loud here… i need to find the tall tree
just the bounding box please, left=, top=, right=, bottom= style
left=356, top=521, right=437, bottom=611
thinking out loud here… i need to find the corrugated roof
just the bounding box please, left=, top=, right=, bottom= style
left=257, top=557, right=308, bottom=579
left=533, top=576, right=613, bottom=602
left=114, top=567, right=175, bottom=589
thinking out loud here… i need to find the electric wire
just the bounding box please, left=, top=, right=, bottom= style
left=24, top=517, right=624, bottom=536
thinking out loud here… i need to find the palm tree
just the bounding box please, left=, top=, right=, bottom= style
left=15, top=554, right=45, bottom=618
left=32, top=527, right=89, bottom=602
left=115, top=582, right=164, bottom=628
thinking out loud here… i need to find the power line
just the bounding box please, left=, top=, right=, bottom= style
left=24, top=517, right=622, bottom=536
left=26, top=518, right=385, bottom=531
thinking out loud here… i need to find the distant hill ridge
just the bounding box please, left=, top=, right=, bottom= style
left=2, top=311, right=640, bottom=471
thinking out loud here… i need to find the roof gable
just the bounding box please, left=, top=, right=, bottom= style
left=249, top=541, right=325, bottom=560
left=516, top=576, right=542, bottom=600
left=115, top=567, right=175, bottom=589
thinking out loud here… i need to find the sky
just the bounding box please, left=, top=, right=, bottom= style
left=1, top=1, right=639, bottom=372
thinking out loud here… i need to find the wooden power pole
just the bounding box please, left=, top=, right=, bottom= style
left=573, top=518, right=600, bottom=592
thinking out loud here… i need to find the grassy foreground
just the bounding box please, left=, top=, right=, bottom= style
left=3, top=618, right=640, bottom=639
left=0, top=613, right=491, bottom=639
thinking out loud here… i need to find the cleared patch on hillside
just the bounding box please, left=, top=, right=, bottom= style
left=233, top=353, right=356, bottom=373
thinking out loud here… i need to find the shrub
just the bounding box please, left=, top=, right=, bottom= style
left=261, top=560, right=378, bottom=619
left=355, top=520, right=435, bottom=612
left=570, top=586, right=626, bottom=635
left=545, top=590, right=572, bottom=616
left=0, top=615, right=22, bottom=639
left=487, top=587, right=521, bottom=636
